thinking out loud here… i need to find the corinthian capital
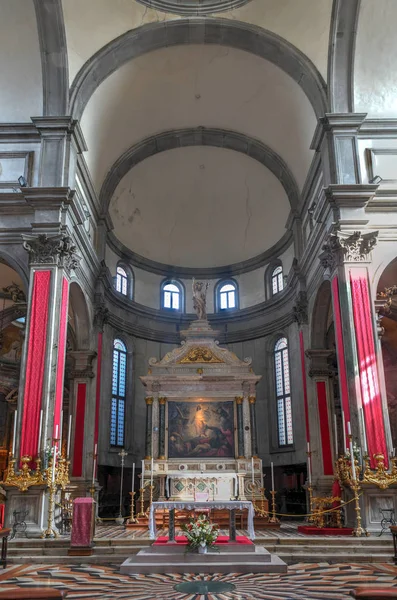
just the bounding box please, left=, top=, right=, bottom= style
left=22, top=234, right=81, bottom=273
left=319, top=229, right=378, bottom=270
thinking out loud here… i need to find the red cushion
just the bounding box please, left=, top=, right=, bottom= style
left=154, top=535, right=253, bottom=546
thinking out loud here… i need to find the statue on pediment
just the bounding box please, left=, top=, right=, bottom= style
left=192, top=279, right=209, bottom=320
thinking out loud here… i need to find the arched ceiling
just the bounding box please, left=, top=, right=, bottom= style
left=80, top=44, right=316, bottom=193
left=110, top=146, right=290, bottom=268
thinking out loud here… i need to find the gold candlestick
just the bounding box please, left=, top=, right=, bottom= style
left=127, top=491, right=138, bottom=524
left=269, top=490, right=279, bottom=523
left=350, top=477, right=367, bottom=537
left=137, top=486, right=146, bottom=517
left=42, top=481, right=58, bottom=538
left=307, top=485, right=315, bottom=523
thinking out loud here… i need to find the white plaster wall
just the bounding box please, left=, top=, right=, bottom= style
left=63, top=0, right=332, bottom=83
left=354, top=0, right=397, bottom=117
left=0, top=0, right=43, bottom=121
left=110, top=146, right=290, bottom=268
left=81, top=45, right=315, bottom=193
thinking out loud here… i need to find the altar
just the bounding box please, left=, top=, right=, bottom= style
left=139, top=285, right=265, bottom=508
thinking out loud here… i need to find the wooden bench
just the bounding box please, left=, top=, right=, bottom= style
left=0, top=528, right=10, bottom=569
left=0, top=589, right=66, bottom=599
left=350, top=589, right=397, bottom=599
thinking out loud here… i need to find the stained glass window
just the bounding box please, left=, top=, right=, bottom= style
left=110, top=338, right=127, bottom=447
left=274, top=337, right=293, bottom=446
left=115, top=265, right=131, bottom=297
left=162, top=281, right=183, bottom=311
left=272, top=265, right=284, bottom=295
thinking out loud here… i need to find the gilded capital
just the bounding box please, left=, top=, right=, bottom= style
left=235, top=396, right=243, bottom=405
left=248, top=396, right=256, bottom=405
left=145, top=397, right=154, bottom=406
left=159, top=397, right=167, bottom=405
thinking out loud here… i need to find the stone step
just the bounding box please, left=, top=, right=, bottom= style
left=132, top=546, right=271, bottom=563
left=120, top=554, right=287, bottom=575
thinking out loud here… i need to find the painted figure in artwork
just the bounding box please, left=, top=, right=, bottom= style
left=192, top=279, right=209, bottom=320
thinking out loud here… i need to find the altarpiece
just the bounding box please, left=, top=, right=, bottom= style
left=140, top=302, right=263, bottom=502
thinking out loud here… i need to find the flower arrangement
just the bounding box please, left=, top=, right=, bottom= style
left=181, top=513, right=220, bottom=552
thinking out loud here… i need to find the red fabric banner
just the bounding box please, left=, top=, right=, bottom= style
left=53, top=277, right=69, bottom=440
left=72, top=383, right=86, bottom=477
left=70, top=498, right=94, bottom=547
left=316, top=381, right=333, bottom=475
left=331, top=276, right=351, bottom=451
left=94, top=332, right=102, bottom=447
left=299, top=330, right=310, bottom=443
left=350, top=271, right=388, bottom=468
left=20, top=270, right=51, bottom=458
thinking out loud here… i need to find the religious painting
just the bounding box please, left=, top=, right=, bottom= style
left=168, top=400, right=235, bottom=459
left=0, top=324, right=23, bottom=362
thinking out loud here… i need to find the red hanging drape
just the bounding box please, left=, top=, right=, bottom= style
left=53, top=277, right=69, bottom=441
left=317, top=381, right=333, bottom=475
left=350, top=271, right=388, bottom=468
left=72, top=383, right=86, bottom=477
left=20, top=270, right=51, bottom=458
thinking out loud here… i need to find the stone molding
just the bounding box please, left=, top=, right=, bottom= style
left=293, top=291, right=308, bottom=326
left=136, top=0, right=252, bottom=15
left=69, top=18, right=327, bottom=121
left=305, top=349, right=335, bottom=378
left=100, top=127, right=300, bottom=212
left=68, top=350, right=97, bottom=379
left=22, top=233, right=82, bottom=274
left=93, top=296, right=110, bottom=330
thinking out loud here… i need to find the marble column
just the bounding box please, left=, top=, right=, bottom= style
left=236, top=397, right=244, bottom=459
left=145, top=397, right=153, bottom=459
left=158, top=397, right=166, bottom=460
left=249, top=396, right=258, bottom=457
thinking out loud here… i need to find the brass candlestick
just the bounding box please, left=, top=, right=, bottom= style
left=42, top=481, right=58, bottom=539
left=127, top=491, right=138, bottom=524
left=350, top=477, right=367, bottom=537
left=307, top=485, right=315, bottom=523
left=269, top=490, right=279, bottom=523
left=260, top=487, right=268, bottom=518
left=137, top=486, right=146, bottom=517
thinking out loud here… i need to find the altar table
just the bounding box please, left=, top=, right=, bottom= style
left=149, top=501, right=255, bottom=541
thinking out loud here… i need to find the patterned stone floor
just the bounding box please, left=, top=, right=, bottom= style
left=1, top=563, right=397, bottom=599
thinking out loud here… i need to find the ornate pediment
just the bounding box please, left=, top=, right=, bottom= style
left=178, top=347, right=224, bottom=364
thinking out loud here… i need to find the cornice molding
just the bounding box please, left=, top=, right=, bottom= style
left=107, top=229, right=293, bottom=279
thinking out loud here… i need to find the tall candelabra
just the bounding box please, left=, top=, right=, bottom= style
left=127, top=491, right=138, bottom=524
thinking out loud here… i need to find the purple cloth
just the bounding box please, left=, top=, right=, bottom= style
left=70, top=498, right=94, bottom=547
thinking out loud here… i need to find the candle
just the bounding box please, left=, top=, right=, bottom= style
left=67, top=414, right=72, bottom=458
left=271, top=462, right=275, bottom=491
left=141, top=459, right=145, bottom=483
left=60, top=411, right=63, bottom=451
left=51, top=445, right=57, bottom=483
left=150, top=458, right=154, bottom=486
left=132, top=462, right=135, bottom=493
left=307, top=454, right=312, bottom=485
left=92, top=457, right=96, bottom=485
left=342, top=411, right=347, bottom=452
left=347, top=421, right=352, bottom=436
left=12, top=410, right=17, bottom=456
left=37, top=410, right=43, bottom=457
left=307, top=441, right=310, bottom=453
left=251, top=457, right=254, bottom=485
left=349, top=434, right=356, bottom=481
left=334, top=414, right=338, bottom=458
left=54, top=425, right=58, bottom=444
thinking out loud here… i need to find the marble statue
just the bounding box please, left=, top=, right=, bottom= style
left=192, top=279, right=209, bottom=320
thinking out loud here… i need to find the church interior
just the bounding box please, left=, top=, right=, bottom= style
left=1, top=0, right=397, bottom=598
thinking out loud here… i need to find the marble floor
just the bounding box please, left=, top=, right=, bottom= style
left=1, top=563, right=397, bottom=599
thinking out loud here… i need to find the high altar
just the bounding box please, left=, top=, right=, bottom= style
left=140, top=286, right=263, bottom=503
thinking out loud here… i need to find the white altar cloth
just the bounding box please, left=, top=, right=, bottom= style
left=149, top=500, right=255, bottom=540
left=165, top=473, right=238, bottom=497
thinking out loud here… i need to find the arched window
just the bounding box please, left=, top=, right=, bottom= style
left=110, top=339, right=127, bottom=447
left=272, top=265, right=284, bottom=295
left=161, top=280, right=183, bottom=311
left=115, top=264, right=133, bottom=298
left=274, top=337, right=293, bottom=446
left=216, top=279, right=238, bottom=311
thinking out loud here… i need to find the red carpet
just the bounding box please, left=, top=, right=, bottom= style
left=154, top=535, right=253, bottom=546
left=297, top=525, right=354, bottom=536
